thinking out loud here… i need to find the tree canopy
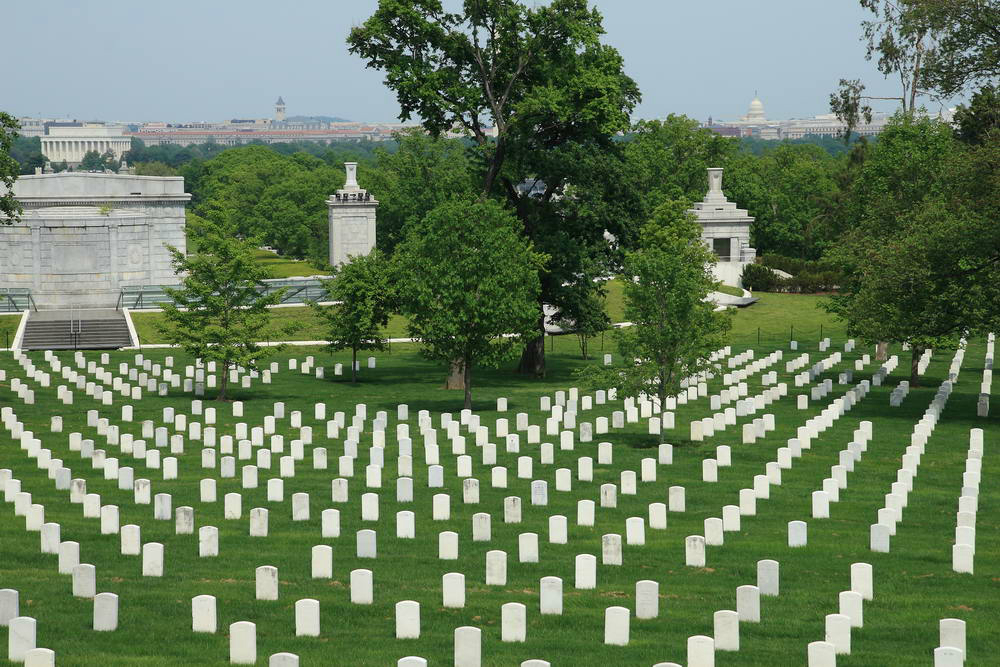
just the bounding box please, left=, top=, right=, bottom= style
left=0, top=111, right=22, bottom=224
left=394, top=197, right=545, bottom=409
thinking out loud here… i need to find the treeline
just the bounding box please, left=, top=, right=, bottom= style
left=140, top=117, right=877, bottom=267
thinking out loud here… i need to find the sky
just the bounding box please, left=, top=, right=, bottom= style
left=4, top=0, right=963, bottom=125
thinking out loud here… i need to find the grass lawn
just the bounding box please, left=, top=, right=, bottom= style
left=129, top=285, right=840, bottom=350
left=254, top=249, right=329, bottom=279
left=0, top=313, right=22, bottom=348
left=0, top=329, right=996, bottom=665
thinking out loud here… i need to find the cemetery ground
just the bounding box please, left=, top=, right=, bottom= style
left=0, top=332, right=995, bottom=665
left=127, top=292, right=843, bottom=348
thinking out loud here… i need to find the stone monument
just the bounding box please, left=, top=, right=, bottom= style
left=687, top=168, right=756, bottom=287
left=0, top=172, right=190, bottom=309
left=326, top=162, right=377, bottom=267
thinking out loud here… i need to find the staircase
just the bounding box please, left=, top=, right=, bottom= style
left=20, top=310, right=134, bottom=351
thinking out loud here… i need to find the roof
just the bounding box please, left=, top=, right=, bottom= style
left=276, top=96, right=285, bottom=105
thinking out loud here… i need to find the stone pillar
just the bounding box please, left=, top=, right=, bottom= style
left=327, top=162, right=378, bottom=267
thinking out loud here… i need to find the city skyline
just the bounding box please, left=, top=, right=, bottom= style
left=6, top=0, right=964, bottom=125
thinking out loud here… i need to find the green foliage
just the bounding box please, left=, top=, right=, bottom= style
left=311, top=250, right=393, bottom=382
left=394, top=198, right=545, bottom=408
left=741, top=263, right=784, bottom=292
left=79, top=149, right=119, bottom=172
left=0, top=111, right=22, bottom=224
left=954, top=83, right=1000, bottom=145
left=552, top=272, right=610, bottom=360
left=133, top=161, right=178, bottom=176
left=364, top=130, right=475, bottom=254
left=624, top=116, right=738, bottom=215
left=186, top=146, right=344, bottom=262
left=579, top=201, right=730, bottom=406
left=723, top=143, right=842, bottom=258
left=918, top=0, right=1000, bottom=98
left=348, top=0, right=640, bottom=378
left=158, top=217, right=294, bottom=399
left=823, top=113, right=983, bottom=380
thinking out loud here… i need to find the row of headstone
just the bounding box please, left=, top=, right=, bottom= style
left=952, top=428, right=982, bottom=574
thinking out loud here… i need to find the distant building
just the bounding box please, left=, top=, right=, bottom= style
left=129, top=98, right=419, bottom=147
left=40, top=123, right=131, bottom=167
left=703, top=95, right=926, bottom=140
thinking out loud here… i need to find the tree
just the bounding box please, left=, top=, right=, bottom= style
left=311, top=250, right=392, bottom=383
left=0, top=111, right=22, bottom=224
left=348, top=0, right=641, bottom=379
left=394, top=198, right=545, bottom=409
left=824, top=114, right=975, bottom=383
left=159, top=216, right=293, bottom=400
left=954, top=83, right=1000, bottom=145
left=919, top=0, right=1000, bottom=98
left=79, top=151, right=105, bottom=171
left=133, top=161, right=178, bottom=176
left=579, top=201, right=730, bottom=409
left=364, top=130, right=475, bottom=254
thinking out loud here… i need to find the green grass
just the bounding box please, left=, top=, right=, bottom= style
left=0, top=313, right=22, bottom=349
left=128, top=286, right=838, bottom=350
left=714, top=283, right=745, bottom=297
left=0, top=332, right=996, bottom=665
left=253, top=249, right=328, bottom=279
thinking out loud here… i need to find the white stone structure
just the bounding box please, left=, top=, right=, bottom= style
left=688, top=168, right=755, bottom=287
left=327, top=163, right=377, bottom=267
left=41, top=125, right=131, bottom=167
left=0, top=173, right=190, bottom=308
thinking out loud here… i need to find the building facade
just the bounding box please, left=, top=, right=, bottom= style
left=0, top=172, right=190, bottom=309
left=40, top=124, right=131, bottom=166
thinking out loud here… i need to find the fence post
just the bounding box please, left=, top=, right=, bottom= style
left=820, top=324, right=824, bottom=341
left=757, top=327, right=760, bottom=345
left=790, top=325, right=793, bottom=341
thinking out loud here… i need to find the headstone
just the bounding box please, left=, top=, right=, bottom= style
left=350, top=569, right=373, bottom=604
left=192, top=594, right=217, bottom=633
left=454, top=626, right=482, bottom=667
left=714, top=609, right=739, bottom=651
left=229, top=621, right=256, bottom=665
left=501, top=602, right=527, bottom=643
left=93, top=592, right=118, bottom=631
left=604, top=606, right=630, bottom=646
left=635, top=580, right=659, bottom=619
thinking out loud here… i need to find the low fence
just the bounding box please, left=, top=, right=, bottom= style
left=118, top=279, right=333, bottom=310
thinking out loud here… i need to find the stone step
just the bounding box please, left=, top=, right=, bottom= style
left=21, top=312, right=133, bottom=350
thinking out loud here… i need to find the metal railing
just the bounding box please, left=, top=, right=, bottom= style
left=70, top=307, right=82, bottom=350
left=118, top=279, right=334, bottom=310
left=0, top=288, right=35, bottom=313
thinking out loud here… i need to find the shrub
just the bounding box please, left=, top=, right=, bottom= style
left=742, top=263, right=785, bottom=292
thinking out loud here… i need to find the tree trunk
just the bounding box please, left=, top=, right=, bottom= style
left=351, top=348, right=357, bottom=384
left=463, top=359, right=472, bottom=410
left=910, top=345, right=924, bottom=387
left=445, top=360, right=465, bottom=390
left=517, top=312, right=546, bottom=378
left=217, top=362, right=229, bottom=401
left=875, top=341, right=889, bottom=362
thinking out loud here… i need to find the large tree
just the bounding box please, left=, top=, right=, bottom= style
left=348, top=0, right=641, bottom=378
left=159, top=217, right=293, bottom=400
left=0, top=111, right=22, bottom=224
left=580, top=201, right=730, bottom=408
left=393, top=198, right=545, bottom=409
left=919, top=0, right=1000, bottom=99
left=823, top=113, right=996, bottom=383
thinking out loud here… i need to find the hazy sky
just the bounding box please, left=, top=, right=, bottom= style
left=5, top=0, right=962, bottom=124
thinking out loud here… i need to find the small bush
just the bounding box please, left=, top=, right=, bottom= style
left=742, top=263, right=784, bottom=292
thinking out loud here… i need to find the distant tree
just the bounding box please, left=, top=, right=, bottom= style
left=159, top=216, right=293, bottom=400
left=578, top=200, right=730, bottom=408
left=133, top=161, right=177, bottom=176
left=50, top=160, right=69, bottom=173
left=79, top=150, right=105, bottom=171
left=954, top=83, right=1000, bottom=145
left=364, top=130, right=475, bottom=254
left=0, top=111, right=22, bottom=224
left=310, top=250, right=392, bottom=383
left=394, top=198, right=545, bottom=409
